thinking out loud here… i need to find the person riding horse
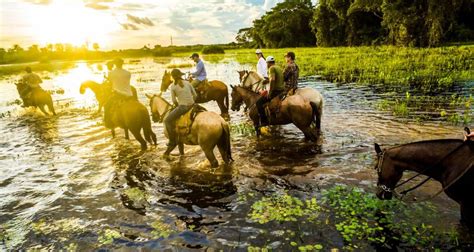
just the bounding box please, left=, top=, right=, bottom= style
left=256, top=56, right=285, bottom=126
left=283, top=51, right=299, bottom=95
left=20, top=67, right=43, bottom=107
left=163, top=69, right=197, bottom=159
left=104, top=58, right=134, bottom=128
left=255, top=49, right=268, bottom=80
left=189, top=53, right=207, bottom=98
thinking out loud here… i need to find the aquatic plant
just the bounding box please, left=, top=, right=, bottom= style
left=98, top=228, right=121, bottom=245
left=31, top=218, right=85, bottom=236
left=230, top=122, right=255, bottom=136
left=150, top=218, right=173, bottom=239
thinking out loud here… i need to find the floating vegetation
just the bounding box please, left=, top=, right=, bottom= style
left=150, top=218, right=174, bottom=239
left=31, top=217, right=85, bottom=236
left=230, top=122, right=254, bottom=136
left=98, top=228, right=122, bottom=245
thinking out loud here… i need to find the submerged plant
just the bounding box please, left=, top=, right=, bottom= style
left=98, top=228, right=122, bottom=245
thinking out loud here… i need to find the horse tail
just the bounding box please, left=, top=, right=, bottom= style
left=219, top=121, right=233, bottom=163
left=142, top=108, right=157, bottom=145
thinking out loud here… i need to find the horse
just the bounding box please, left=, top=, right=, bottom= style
left=15, top=81, right=56, bottom=116
left=146, top=93, right=232, bottom=168
left=80, top=80, right=138, bottom=113
left=238, top=70, right=323, bottom=129
left=104, top=97, right=157, bottom=150
left=230, top=85, right=319, bottom=141
left=374, top=136, right=474, bottom=229
left=160, top=70, right=230, bottom=120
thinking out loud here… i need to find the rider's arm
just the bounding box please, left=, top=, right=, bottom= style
left=268, top=67, right=276, bottom=96
left=465, top=132, right=474, bottom=141
left=171, top=86, right=178, bottom=106
left=191, top=61, right=203, bottom=77
left=189, top=84, right=197, bottom=101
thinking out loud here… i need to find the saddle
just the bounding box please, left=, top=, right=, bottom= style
left=176, top=104, right=207, bottom=136
left=265, top=92, right=289, bottom=116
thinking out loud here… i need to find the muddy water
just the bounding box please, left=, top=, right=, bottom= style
left=0, top=58, right=472, bottom=250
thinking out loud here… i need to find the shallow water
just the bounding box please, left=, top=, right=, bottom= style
left=0, top=58, right=473, bottom=250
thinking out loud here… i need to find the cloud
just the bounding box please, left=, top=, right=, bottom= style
left=126, top=14, right=154, bottom=26
left=121, top=23, right=139, bottom=30
left=23, top=0, right=52, bottom=5
left=85, top=3, right=109, bottom=10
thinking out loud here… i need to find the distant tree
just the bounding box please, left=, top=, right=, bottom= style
left=28, top=44, right=40, bottom=54
left=9, top=44, right=24, bottom=53
left=0, top=48, right=6, bottom=62
left=54, top=43, right=64, bottom=52
left=247, top=0, right=316, bottom=48
left=93, top=42, right=100, bottom=51
left=235, top=28, right=253, bottom=45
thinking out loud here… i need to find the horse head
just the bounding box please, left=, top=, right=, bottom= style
left=146, top=93, right=169, bottom=123
left=79, top=82, right=88, bottom=94
left=230, top=85, right=244, bottom=112
left=160, top=70, right=173, bottom=92
left=237, top=70, right=248, bottom=83
left=374, top=143, right=403, bottom=200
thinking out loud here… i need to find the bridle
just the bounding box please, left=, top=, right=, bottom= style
left=241, top=71, right=262, bottom=90
left=150, top=94, right=173, bottom=123
left=376, top=129, right=473, bottom=200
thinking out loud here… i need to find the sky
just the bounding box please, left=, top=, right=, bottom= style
left=0, top=0, right=283, bottom=50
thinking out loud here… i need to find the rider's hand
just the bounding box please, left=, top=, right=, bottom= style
left=464, top=132, right=474, bottom=141
left=260, top=90, right=268, bottom=97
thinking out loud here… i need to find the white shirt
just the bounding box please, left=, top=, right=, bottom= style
left=109, top=68, right=133, bottom=97
left=257, top=57, right=268, bottom=78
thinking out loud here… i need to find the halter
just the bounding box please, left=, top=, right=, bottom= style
left=241, top=71, right=263, bottom=90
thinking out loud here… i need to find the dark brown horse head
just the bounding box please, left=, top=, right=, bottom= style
left=230, top=85, right=244, bottom=111
left=374, top=143, right=403, bottom=200
left=160, top=70, right=173, bottom=92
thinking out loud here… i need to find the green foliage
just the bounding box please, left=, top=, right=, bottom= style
left=248, top=193, right=320, bottom=224
left=123, top=187, right=148, bottom=203
left=202, top=45, right=225, bottom=54
left=31, top=218, right=85, bottom=236
left=243, top=0, right=316, bottom=48
left=230, top=122, right=255, bottom=136
left=98, top=229, right=121, bottom=245
left=150, top=218, right=173, bottom=239
left=323, top=185, right=459, bottom=249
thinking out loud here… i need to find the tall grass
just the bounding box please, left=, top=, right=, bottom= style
left=226, top=46, right=474, bottom=92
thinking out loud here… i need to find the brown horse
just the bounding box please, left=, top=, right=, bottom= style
left=230, top=85, right=319, bottom=141
left=15, top=82, right=56, bottom=115
left=160, top=71, right=230, bottom=120
left=104, top=98, right=157, bottom=150
left=374, top=136, right=474, bottom=229
left=147, top=93, right=232, bottom=167
left=80, top=80, right=138, bottom=113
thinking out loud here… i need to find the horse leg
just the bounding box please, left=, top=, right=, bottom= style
left=111, top=129, right=116, bottom=138
left=47, top=101, right=56, bottom=116
left=255, top=125, right=261, bottom=138
left=203, top=147, right=219, bottom=168
left=178, top=143, right=185, bottom=155
left=124, top=128, right=130, bottom=140
left=38, top=105, right=50, bottom=116
left=216, top=98, right=229, bottom=120
left=130, top=129, right=147, bottom=150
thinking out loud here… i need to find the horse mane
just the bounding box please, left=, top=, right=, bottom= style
left=389, top=139, right=464, bottom=150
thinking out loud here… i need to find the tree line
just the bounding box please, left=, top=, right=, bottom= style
left=236, top=0, right=474, bottom=47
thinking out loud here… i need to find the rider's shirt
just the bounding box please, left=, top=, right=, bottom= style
left=284, top=62, right=299, bottom=90
left=22, top=73, right=42, bottom=88
left=257, top=57, right=268, bottom=78
left=171, top=80, right=197, bottom=106
left=109, top=68, right=133, bottom=97
left=269, top=65, right=285, bottom=96
left=191, top=59, right=207, bottom=81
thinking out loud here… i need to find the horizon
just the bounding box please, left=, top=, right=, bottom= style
left=0, top=0, right=285, bottom=50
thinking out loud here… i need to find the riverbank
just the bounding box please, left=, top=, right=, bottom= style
left=222, top=46, right=474, bottom=92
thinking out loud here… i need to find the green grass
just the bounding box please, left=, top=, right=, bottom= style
left=0, top=61, right=76, bottom=76
left=224, top=46, right=474, bottom=92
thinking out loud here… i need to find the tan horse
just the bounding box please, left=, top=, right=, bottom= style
left=231, top=85, right=319, bottom=141
left=238, top=70, right=323, bottom=130
left=160, top=71, right=230, bottom=120
left=15, top=81, right=56, bottom=115
left=147, top=93, right=232, bottom=167
left=104, top=97, right=157, bottom=150
left=80, top=80, right=138, bottom=113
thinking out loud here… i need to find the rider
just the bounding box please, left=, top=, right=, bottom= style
left=20, top=67, right=43, bottom=106
left=163, top=69, right=197, bottom=158
left=283, top=51, right=299, bottom=95
left=189, top=53, right=207, bottom=97
left=256, top=56, right=285, bottom=126
left=103, top=61, right=115, bottom=89
left=465, top=132, right=474, bottom=141
left=255, top=49, right=268, bottom=79
left=104, top=58, right=133, bottom=127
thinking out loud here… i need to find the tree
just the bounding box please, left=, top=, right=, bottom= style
left=235, top=28, right=253, bottom=45
left=93, top=42, right=100, bottom=51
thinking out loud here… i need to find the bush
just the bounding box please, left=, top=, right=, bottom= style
left=202, top=45, right=225, bottom=54
left=153, top=48, right=173, bottom=57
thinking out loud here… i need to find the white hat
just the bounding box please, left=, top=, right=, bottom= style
left=255, top=49, right=263, bottom=54
left=266, top=56, right=275, bottom=62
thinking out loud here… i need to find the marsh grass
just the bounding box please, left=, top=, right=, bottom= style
left=227, top=46, right=473, bottom=92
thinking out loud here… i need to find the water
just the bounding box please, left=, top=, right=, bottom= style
left=0, top=58, right=472, bottom=250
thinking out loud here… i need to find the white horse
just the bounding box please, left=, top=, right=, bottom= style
left=146, top=93, right=232, bottom=167
left=237, top=70, right=324, bottom=130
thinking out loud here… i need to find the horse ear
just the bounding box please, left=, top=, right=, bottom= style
left=146, top=93, right=153, bottom=99
left=374, top=143, right=382, bottom=154
left=230, top=85, right=234, bottom=89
